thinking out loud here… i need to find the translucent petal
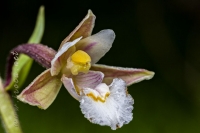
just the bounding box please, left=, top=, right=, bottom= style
left=61, top=76, right=81, bottom=101
left=80, top=78, right=134, bottom=130
left=51, top=37, right=82, bottom=76
left=74, top=71, right=104, bottom=89
left=62, top=71, right=104, bottom=100
left=76, top=29, right=115, bottom=64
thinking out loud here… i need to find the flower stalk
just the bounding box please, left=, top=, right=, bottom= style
left=0, top=5, right=45, bottom=133
left=0, top=79, right=23, bottom=133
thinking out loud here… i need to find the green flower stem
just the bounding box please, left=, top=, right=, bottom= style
left=0, top=88, right=23, bottom=133
left=0, top=5, right=45, bottom=133
left=5, top=5, right=45, bottom=90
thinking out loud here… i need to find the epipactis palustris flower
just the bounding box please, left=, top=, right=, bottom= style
left=17, top=10, right=154, bottom=130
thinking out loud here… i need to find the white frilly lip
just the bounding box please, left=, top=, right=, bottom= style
left=80, top=78, right=134, bottom=130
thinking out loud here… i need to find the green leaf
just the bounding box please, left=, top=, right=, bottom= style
left=5, top=6, right=45, bottom=91
left=28, top=6, right=45, bottom=43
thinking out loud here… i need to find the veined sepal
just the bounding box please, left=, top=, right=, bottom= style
left=17, top=69, right=62, bottom=109
left=59, top=10, right=96, bottom=50
left=91, top=64, right=155, bottom=86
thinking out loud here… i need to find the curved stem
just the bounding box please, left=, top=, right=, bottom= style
left=4, top=44, right=56, bottom=88
left=0, top=80, right=23, bottom=133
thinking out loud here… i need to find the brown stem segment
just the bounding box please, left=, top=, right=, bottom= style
left=5, top=44, right=56, bottom=87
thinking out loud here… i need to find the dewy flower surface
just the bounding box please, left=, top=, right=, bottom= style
left=17, top=10, right=155, bottom=130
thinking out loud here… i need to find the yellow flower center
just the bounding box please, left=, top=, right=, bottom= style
left=67, top=50, right=91, bottom=75
left=71, top=50, right=91, bottom=64
left=86, top=92, right=110, bottom=103
left=82, top=83, right=111, bottom=103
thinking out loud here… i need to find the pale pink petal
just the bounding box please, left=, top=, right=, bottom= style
left=59, top=10, right=96, bottom=50
left=91, top=64, right=155, bottom=86
left=74, top=71, right=104, bottom=89
left=62, top=71, right=104, bottom=100
left=17, top=69, right=62, bottom=110
left=75, top=29, right=115, bottom=64
left=61, top=76, right=81, bottom=101
left=51, top=37, right=82, bottom=76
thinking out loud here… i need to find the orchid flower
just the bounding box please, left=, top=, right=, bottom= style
left=17, top=10, right=154, bottom=130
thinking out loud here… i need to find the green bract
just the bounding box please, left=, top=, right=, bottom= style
left=5, top=6, right=45, bottom=91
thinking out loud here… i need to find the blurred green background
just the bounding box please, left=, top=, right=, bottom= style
left=1, top=0, right=200, bottom=133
